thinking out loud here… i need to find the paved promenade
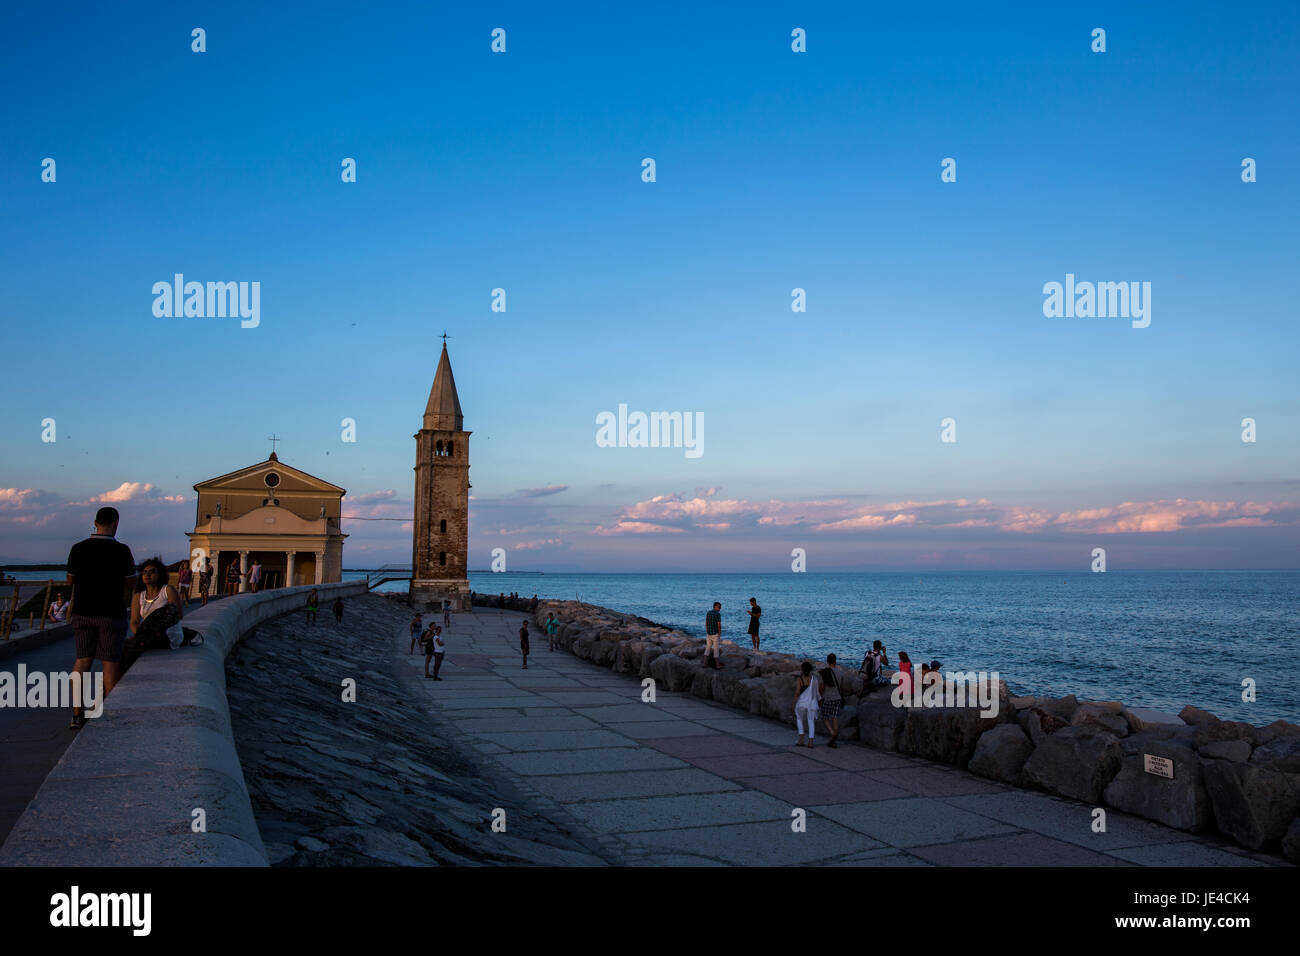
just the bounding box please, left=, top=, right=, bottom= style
left=408, top=607, right=1284, bottom=866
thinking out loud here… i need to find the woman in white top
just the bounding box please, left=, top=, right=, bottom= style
left=129, top=558, right=184, bottom=636
left=49, top=592, right=70, bottom=623
left=792, top=661, right=822, bottom=748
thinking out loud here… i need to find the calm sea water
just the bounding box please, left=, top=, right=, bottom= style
left=11, top=569, right=1294, bottom=725
left=370, top=570, right=1296, bottom=726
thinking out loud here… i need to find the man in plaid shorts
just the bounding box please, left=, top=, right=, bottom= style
left=66, top=506, right=136, bottom=729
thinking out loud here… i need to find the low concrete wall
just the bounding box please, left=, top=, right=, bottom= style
left=0, top=580, right=366, bottom=866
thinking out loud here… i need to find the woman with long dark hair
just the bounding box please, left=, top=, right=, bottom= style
left=123, top=557, right=184, bottom=672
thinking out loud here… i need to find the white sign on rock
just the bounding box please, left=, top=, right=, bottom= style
left=1143, top=754, right=1175, bottom=779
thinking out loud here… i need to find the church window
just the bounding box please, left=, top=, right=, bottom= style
left=447, top=440, right=454, bottom=456
left=435, top=440, right=444, bottom=456
left=440, top=519, right=447, bottom=533
left=439, top=551, right=447, bottom=566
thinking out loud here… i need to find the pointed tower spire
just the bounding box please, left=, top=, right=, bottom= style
left=423, top=343, right=464, bottom=431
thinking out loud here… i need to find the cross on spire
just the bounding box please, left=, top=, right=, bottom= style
left=440, top=331, right=451, bottom=346
left=267, top=434, right=281, bottom=455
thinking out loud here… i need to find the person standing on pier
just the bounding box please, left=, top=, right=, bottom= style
left=746, top=597, right=761, bottom=651
left=177, top=562, right=192, bottom=605
left=225, top=559, right=242, bottom=596
left=198, top=557, right=212, bottom=606
left=793, top=661, right=822, bottom=748
left=65, top=506, right=136, bottom=730
left=819, top=654, right=843, bottom=748
left=704, top=602, right=722, bottom=669
left=305, top=588, right=319, bottom=624
left=409, top=612, right=424, bottom=653
left=442, top=598, right=451, bottom=626
left=545, top=612, right=559, bottom=651
left=248, top=559, right=263, bottom=593
left=519, top=619, right=531, bottom=669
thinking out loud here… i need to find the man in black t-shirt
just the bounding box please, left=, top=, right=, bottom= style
left=747, top=597, right=762, bottom=651
left=66, top=506, right=136, bottom=729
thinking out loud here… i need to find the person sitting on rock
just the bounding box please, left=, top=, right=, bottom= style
left=49, top=592, right=70, bottom=623
left=896, top=651, right=914, bottom=703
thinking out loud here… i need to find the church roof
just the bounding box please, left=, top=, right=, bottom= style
left=194, top=456, right=346, bottom=495
left=423, top=343, right=464, bottom=430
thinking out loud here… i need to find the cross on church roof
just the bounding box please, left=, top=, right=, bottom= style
left=440, top=331, right=450, bottom=345
left=267, top=434, right=281, bottom=459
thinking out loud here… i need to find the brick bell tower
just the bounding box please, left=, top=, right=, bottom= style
left=410, top=341, right=471, bottom=610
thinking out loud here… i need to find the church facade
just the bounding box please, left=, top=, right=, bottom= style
left=187, top=453, right=347, bottom=595
left=410, top=343, right=471, bottom=610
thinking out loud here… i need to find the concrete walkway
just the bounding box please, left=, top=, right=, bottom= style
left=404, top=608, right=1284, bottom=866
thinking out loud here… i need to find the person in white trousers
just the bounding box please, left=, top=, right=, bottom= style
left=793, top=661, right=822, bottom=747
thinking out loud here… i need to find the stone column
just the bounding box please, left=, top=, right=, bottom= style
left=285, top=551, right=296, bottom=588
left=314, top=551, right=325, bottom=585
left=239, top=551, right=250, bottom=593
left=210, top=550, right=220, bottom=593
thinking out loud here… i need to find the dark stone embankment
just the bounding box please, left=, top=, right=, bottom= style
left=225, top=594, right=605, bottom=865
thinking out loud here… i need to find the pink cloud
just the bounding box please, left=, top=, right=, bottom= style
left=597, top=490, right=1298, bottom=538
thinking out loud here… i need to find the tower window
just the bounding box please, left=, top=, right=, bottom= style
left=447, top=440, right=454, bottom=456
left=439, top=551, right=447, bottom=566
left=435, top=440, right=444, bottom=456
left=440, top=519, right=447, bottom=533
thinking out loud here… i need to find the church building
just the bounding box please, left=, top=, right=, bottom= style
left=410, top=342, right=471, bottom=610
left=187, top=451, right=347, bottom=593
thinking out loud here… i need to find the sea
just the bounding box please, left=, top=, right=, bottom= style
left=8, top=569, right=1296, bottom=725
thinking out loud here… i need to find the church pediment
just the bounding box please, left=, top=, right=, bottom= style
left=195, top=455, right=345, bottom=496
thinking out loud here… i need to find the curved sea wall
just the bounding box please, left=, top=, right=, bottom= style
left=501, top=596, right=1300, bottom=862
left=0, top=580, right=366, bottom=867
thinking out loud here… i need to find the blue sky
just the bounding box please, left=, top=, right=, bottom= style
left=1, top=1, right=1297, bottom=569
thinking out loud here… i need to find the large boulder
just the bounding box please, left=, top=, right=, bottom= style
left=1179, top=704, right=1219, bottom=727
left=613, top=640, right=645, bottom=675
left=1283, top=818, right=1300, bottom=866
left=690, top=670, right=715, bottom=700
left=1201, top=759, right=1300, bottom=850
left=649, top=653, right=701, bottom=693
left=639, top=645, right=666, bottom=678
left=969, top=723, right=1034, bottom=785
left=857, top=701, right=909, bottom=752
left=1019, top=707, right=1069, bottom=747
left=571, top=632, right=597, bottom=661
left=589, top=638, right=621, bottom=669
left=1023, top=726, right=1123, bottom=803
left=754, top=674, right=800, bottom=723
left=1072, top=702, right=1130, bottom=737
left=710, top=670, right=757, bottom=711
left=1123, top=707, right=1186, bottom=734
left=1250, top=735, right=1300, bottom=774
left=1040, top=695, right=1080, bottom=722
left=1257, top=720, right=1300, bottom=747
left=1198, top=739, right=1252, bottom=763
left=1194, top=719, right=1258, bottom=750
left=903, top=706, right=1006, bottom=767
left=1103, top=735, right=1210, bottom=831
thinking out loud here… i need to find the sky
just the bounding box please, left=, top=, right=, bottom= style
left=1, top=1, right=1297, bottom=571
